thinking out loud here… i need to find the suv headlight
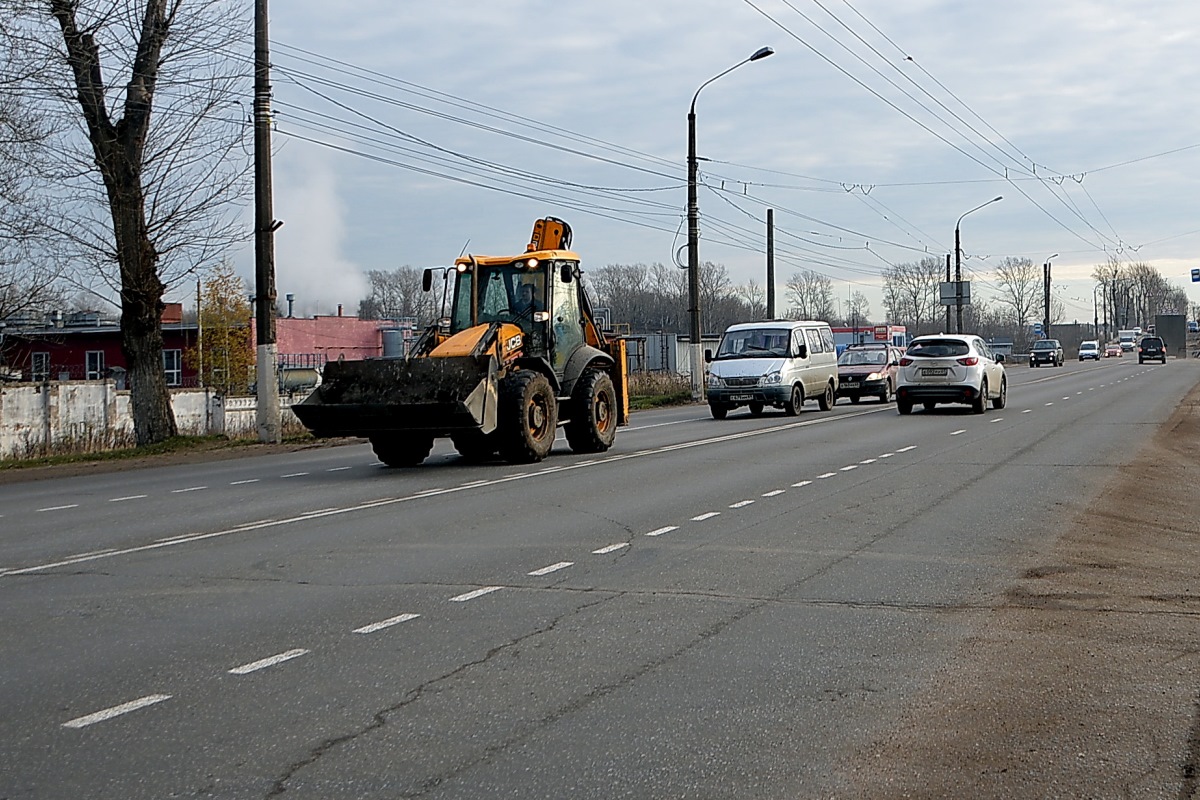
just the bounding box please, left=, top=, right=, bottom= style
left=707, top=373, right=723, bottom=388
left=761, top=371, right=782, bottom=386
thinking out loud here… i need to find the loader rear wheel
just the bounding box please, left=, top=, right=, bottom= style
left=565, top=370, right=617, bottom=454
left=370, top=434, right=434, bottom=467
left=498, top=371, right=558, bottom=463
left=451, top=430, right=497, bottom=463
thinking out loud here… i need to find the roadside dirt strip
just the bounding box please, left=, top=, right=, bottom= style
left=846, top=383, right=1200, bottom=799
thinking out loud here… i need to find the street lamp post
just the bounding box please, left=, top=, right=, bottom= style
left=953, top=196, right=1002, bottom=333
left=688, top=46, right=773, bottom=400
left=1092, top=283, right=1101, bottom=339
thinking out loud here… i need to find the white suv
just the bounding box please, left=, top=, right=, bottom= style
left=895, top=334, right=1007, bottom=415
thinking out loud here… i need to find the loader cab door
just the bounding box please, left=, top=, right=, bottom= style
left=550, top=261, right=585, bottom=374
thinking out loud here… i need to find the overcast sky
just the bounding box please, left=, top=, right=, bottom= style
left=231, top=0, right=1200, bottom=325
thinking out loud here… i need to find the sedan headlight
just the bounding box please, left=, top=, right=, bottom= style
left=707, top=373, right=724, bottom=388
left=866, top=371, right=883, bottom=382
left=761, top=371, right=782, bottom=386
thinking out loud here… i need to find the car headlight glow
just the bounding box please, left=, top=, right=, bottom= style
left=708, top=373, right=723, bottom=388
left=761, top=371, right=782, bottom=386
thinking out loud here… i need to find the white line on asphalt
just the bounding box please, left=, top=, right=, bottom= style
left=449, top=586, right=503, bottom=602
left=230, top=479, right=259, bottom=485
left=859, top=458, right=877, bottom=464
left=1023, top=409, right=1032, bottom=413
left=878, top=453, right=894, bottom=458
left=229, top=649, right=309, bottom=675
left=353, top=613, right=420, bottom=634
left=108, top=495, right=147, bottom=502
left=839, top=465, right=858, bottom=471
left=327, top=466, right=351, bottom=472
left=528, top=562, right=573, bottom=576
left=75, top=548, right=118, bottom=559
left=729, top=500, right=755, bottom=508
left=897, top=446, right=917, bottom=452
left=1062, top=397, right=1070, bottom=401
left=691, top=512, right=720, bottom=521
left=991, top=418, right=1002, bottom=423
left=645, top=526, right=678, bottom=537
left=458, top=480, right=489, bottom=487
left=950, top=430, right=966, bottom=436
left=1045, top=402, right=1054, bottom=406
left=817, top=472, right=836, bottom=479
left=171, top=486, right=207, bottom=493
left=593, top=543, right=629, bottom=554
left=281, top=472, right=309, bottom=478
left=37, top=504, right=79, bottom=512
left=791, top=480, right=812, bottom=488
left=63, top=694, right=171, bottom=729
left=762, top=489, right=786, bottom=497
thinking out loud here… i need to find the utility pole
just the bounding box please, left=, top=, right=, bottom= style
left=766, top=209, right=775, bottom=319
left=954, top=228, right=962, bottom=333
left=254, top=0, right=280, bottom=443
left=945, top=254, right=951, bottom=333
left=1043, top=260, right=1052, bottom=339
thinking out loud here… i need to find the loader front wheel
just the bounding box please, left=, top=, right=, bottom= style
left=498, top=371, right=558, bottom=463
left=370, top=434, right=434, bottom=467
left=565, top=370, right=617, bottom=454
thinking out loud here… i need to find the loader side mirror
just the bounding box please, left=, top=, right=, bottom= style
left=422, top=269, right=433, bottom=292
left=560, top=263, right=573, bottom=284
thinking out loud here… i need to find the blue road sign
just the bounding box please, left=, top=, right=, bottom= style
left=1191, top=268, right=1200, bottom=282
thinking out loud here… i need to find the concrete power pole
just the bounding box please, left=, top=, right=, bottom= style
left=254, top=0, right=280, bottom=443
left=766, top=209, right=775, bottom=319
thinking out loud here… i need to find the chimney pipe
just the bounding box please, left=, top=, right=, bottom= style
left=337, top=303, right=343, bottom=317
left=285, top=293, right=294, bottom=318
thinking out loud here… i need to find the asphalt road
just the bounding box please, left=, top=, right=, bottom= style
left=1, top=355, right=1195, bottom=799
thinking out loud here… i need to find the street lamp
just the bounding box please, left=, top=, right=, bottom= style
left=688, top=46, right=774, bottom=400
left=1043, top=252, right=1058, bottom=338
left=953, top=195, right=1002, bottom=333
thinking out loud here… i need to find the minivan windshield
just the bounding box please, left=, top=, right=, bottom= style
left=714, top=328, right=791, bottom=359
left=907, top=339, right=970, bottom=357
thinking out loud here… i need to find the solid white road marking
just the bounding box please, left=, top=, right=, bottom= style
left=449, top=586, right=503, bottom=602
left=171, top=486, right=207, bottom=494
left=691, top=512, right=720, bottom=521
left=791, top=480, right=812, bottom=488
left=230, top=479, right=259, bottom=485
left=645, top=526, right=678, bottom=537
left=528, top=562, right=573, bottom=576
left=762, top=489, right=785, bottom=497
left=593, top=543, right=629, bottom=554
left=729, top=500, right=755, bottom=508
left=353, top=613, right=420, bottom=634
left=108, top=495, right=147, bottom=502
left=229, top=649, right=309, bottom=675
left=37, top=504, right=79, bottom=512
left=63, top=694, right=172, bottom=729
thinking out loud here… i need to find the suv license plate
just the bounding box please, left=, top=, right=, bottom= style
left=731, top=394, right=753, bottom=401
left=922, top=368, right=948, bottom=376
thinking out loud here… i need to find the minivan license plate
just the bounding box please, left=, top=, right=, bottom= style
left=731, top=394, right=753, bottom=401
left=922, top=367, right=948, bottom=376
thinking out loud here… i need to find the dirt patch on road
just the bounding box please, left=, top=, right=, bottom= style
left=846, top=385, right=1200, bottom=799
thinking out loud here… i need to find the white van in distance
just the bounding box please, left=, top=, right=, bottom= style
left=704, top=320, right=839, bottom=419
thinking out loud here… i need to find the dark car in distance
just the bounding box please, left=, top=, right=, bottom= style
left=836, top=344, right=904, bottom=404
left=1138, top=336, right=1167, bottom=364
left=1029, top=338, right=1064, bottom=367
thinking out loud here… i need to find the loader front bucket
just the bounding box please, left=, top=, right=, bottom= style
left=292, top=355, right=499, bottom=438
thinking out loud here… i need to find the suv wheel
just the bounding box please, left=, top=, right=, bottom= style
left=972, top=380, right=988, bottom=414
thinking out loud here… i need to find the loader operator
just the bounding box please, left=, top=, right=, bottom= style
left=513, top=282, right=543, bottom=315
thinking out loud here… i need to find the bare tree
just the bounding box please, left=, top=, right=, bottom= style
left=882, top=257, right=943, bottom=335
left=785, top=269, right=835, bottom=320
left=992, top=257, right=1040, bottom=328
left=733, top=279, right=766, bottom=320
left=358, top=266, right=438, bottom=325
left=847, top=290, right=871, bottom=327
left=8, top=0, right=251, bottom=444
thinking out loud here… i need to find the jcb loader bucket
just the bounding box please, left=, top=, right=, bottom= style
left=292, top=355, right=499, bottom=437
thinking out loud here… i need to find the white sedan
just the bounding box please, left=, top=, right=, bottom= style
left=895, top=334, right=1007, bottom=415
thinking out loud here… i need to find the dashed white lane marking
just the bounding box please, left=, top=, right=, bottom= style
left=230, top=479, right=259, bottom=485
left=791, top=480, right=812, bottom=488
left=528, top=561, right=573, bottom=576
left=1023, top=409, right=1032, bottom=414
left=950, top=430, right=966, bottom=436
left=859, top=458, right=877, bottom=464
left=1045, top=402, right=1054, bottom=406
left=63, top=694, right=171, bottom=729
left=171, top=486, right=207, bottom=494
left=691, top=512, right=720, bottom=522
left=327, top=466, right=351, bottom=472
left=646, top=526, right=678, bottom=537
left=37, top=504, right=79, bottom=512
left=879, top=453, right=894, bottom=458
left=991, top=418, right=1003, bottom=423
left=354, top=613, right=420, bottom=634
left=839, top=465, right=858, bottom=471
left=729, top=500, right=755, bottom=508
left=229, top=649, right=309, bottom=675
left=896, top=446, right=917, bottom=453
left=449, top=586, right=503, bottom=602
left=762, top=489, right=786, bottom=497
left=817, top=472, right=837, bottom=479
left=593, top=543, right=629, bottom=554
left=109, top=495, right=147, bottom=502
left=281, top=472, right=309, bottom=478
left=1062, top=397, right=1070, bottom=401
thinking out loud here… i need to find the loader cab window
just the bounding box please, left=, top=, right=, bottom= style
left=550, top=262, right=584, bottom=372
left=449, top=270, right=474, bottom=332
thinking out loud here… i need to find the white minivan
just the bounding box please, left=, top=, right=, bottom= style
left=704, top=320, right=839, bottom=419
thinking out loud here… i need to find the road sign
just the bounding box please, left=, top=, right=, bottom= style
left=1191, top=268, right=1200, bottom=282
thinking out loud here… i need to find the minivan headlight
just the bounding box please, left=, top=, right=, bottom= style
left=761, top=371, right=782, bottom=386
left=707, top=373, right=723, bottom=388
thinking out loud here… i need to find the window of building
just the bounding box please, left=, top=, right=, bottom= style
left=85, top=350, right=105, bottom=380
left=163, top=349, right=182, bottom=386
left=31, top=351, right=49, bottom=382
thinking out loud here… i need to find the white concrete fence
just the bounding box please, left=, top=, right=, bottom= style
left=0, top=380, right=306, bottom=460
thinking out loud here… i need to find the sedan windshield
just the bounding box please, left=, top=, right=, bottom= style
left=1032, top=341, right=1057, bottom=350
left=715, top=329, right=790, bottom=358
left=906, top=339, right=969, bottom=357
left=838, top=349, right=886, bottom=366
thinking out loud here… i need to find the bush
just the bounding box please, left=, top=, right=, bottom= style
left=628, top=371, right=693, bottom=409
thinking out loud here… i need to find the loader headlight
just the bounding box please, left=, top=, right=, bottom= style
left=761, top=371, right=782, bottom=386
left=532, top=311, right=549, bottom=323
left=522, top=258, right=539, bottom=269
